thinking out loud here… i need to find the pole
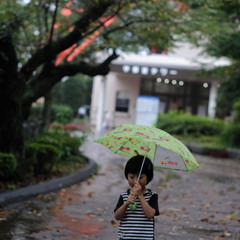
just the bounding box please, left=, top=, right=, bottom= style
left=96, top=76, right=106, bottom=135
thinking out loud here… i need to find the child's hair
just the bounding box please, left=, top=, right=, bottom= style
left=125, top=155, right=153, bottom=183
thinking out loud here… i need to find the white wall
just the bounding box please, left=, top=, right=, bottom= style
left=90, top=72, right=141, bottom=128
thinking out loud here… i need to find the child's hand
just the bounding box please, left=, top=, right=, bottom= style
left=126, top=189, right=136, bottom=205
left=133, top=182, right=143, bottom=196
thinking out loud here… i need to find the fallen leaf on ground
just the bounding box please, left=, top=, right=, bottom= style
left=223, top=231, right=231, bottom=237
left=226, top=187, right=236, bottom=191
left=111, top=220, right=117, bottom=228
left=88, top=192, right=93, bottom=197
left=37, top=194, right=43, bottom=199
left=200, top=218, right=210, bottom=222
left=159, top=208, right=165, bottom=215
left=162, top=195, right=169, bottom=201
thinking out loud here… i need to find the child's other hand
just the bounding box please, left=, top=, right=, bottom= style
left=126, top=190, right=136, bottom=205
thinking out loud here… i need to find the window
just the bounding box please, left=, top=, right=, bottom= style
left=115, top=91, right=130, bottom=112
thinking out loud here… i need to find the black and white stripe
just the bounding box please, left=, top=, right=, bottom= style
left=116, top=189, right=158, bottom=240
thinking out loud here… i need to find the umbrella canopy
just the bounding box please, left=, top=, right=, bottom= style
left=95, top=124, right=200, bottom=171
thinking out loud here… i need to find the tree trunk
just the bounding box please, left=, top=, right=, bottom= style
left=42, top=91, right=53, bottom=128
left=0, top=34, right=26, bottom=177
left=0, top=95, right=24, bottom=159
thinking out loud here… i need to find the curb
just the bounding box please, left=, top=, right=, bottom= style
left=0, top=157, right=97, bottom=208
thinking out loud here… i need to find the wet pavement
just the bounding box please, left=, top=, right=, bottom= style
left=0, top=133, right=240, bottom=240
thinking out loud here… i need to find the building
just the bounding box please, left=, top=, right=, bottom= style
left=90, top=43, right=230, bottom=132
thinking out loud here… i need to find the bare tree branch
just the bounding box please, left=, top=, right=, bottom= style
left=20, top=1, right=115, bottom=80
left=24, top=51, right=119, bottom=105
left=48, top=0, right=59, bottom=47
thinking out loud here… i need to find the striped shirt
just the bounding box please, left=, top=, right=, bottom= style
left=114, top=189, right=159, bottom=240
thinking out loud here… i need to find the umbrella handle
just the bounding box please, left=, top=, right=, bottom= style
left=130, top=144, right=149, bottom=211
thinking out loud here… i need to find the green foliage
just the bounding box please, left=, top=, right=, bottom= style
left=51, top=104, right=73, bottom=123
left=25, top=142, right=60, bottom=175
left=1, top=0, right=184, bottom=69
left=52, top=75, right=93, bottom=114
left=29, top=105, right=43, bottom=120
left=216, top=74, right=240, bottom=118
left=66, top=155, right=88, bottom=165
left=31, top=129, right=63, bottom=150
left=4, top=0, right=240, bottom=159
left=24, top=128, right=85, bottom=177
left=175, top=134, right=220, bottom=145
left=29, top=104, right=74, bottom=123
left=201, top=143, right=227, bottom=153
left=181, top=0, right=240, bottom=117
left=233, top=99, right=240, bottom=122
left=59, top=133, right=84, bottom=158
left=35, top=128, right=85, bottom=160
left=0, top=153, right=18, bottom=180
left=28, top=75, right=92, bottom=128
left=182, top=0, right=240, bottom=59
left=156, top=111, right=223, bottom=136
left=221, top=123, right=240, bottom=148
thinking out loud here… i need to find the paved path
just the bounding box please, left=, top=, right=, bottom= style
left=0, top=135, right=240, bottom=240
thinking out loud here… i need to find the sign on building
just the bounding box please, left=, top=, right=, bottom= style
left=135, top=96, right=160, bottom=126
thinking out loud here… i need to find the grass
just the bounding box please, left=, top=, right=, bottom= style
left=0, top=155, right=88, bottom=194
left=174, top=134, right=220, bottom=144
left=174, top=135, right=227, bottom=151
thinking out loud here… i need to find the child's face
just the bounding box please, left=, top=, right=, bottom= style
left=127, top=173, right=148, bottom=189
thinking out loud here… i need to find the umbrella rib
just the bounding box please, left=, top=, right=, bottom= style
left=114, top=139, right=131, bottom=154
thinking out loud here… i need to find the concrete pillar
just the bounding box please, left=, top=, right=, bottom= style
left=208, top=80, right=218, bottom=119
left=95, top=76, right=106, bottom=135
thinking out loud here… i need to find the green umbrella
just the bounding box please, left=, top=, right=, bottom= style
left=95, top=124, right=200, bottom=172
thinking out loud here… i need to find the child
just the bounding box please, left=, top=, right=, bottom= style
left=114, top=155, right=159, bottom=240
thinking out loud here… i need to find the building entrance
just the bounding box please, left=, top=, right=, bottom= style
left=140, top=77, right=210, bottom=116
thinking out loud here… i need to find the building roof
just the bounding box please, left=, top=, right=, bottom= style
left=112, top=42, right=230, bottom=70
left=108, top=43, right=231, bottom=82
left=113, top=53, right=200, bottom=70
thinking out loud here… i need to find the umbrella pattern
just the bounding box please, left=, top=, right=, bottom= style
left=95, top=124, right=200, bottom=171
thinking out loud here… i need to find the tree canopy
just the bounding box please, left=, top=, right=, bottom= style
left=180, top=0, right=240, bottom=116
left=52, top=74, right=93, bottom=113
left=0, top=0, right=187, bottom=117
left=0, top=0, right=187, bottom=160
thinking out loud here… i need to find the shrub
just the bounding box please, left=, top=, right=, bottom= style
left=233, top=99, right=240, bottom=122
left=59, top=133, right=84, bottom=158
left=156, top=110, right=224, bottom=136
left=25, top=142, right=60, bottom=176
left=25, top=128, right=85, bottom=177
left=51, top=104, right=74, bottom=123
left=0, top=153, right=18, bottom=180
left=29, top=105, right=43, bottom=120
left=221, top=123, right=240, bottom=148
left=66, top=155, right=88, bottom=164
left=31, top=129, right=63, bottom=150
left=29, top=104, right=74, bottom=124
left=34, top=128, right=84, bottom=159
